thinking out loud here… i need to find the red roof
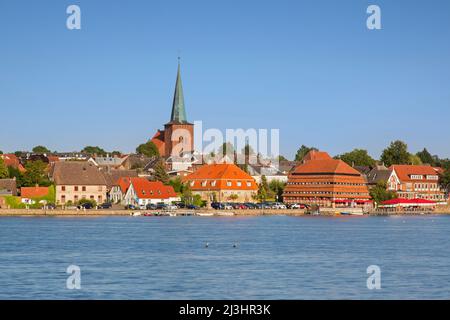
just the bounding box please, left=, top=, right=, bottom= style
left=390, top=165, right=439, bottom=182
left=183, top=163, right=258, bottom=191
left=21, top=186, right=50, bottom=198
left=127, top=177, right=177, bottom=199
left=1, top=154, right=26, bottom=172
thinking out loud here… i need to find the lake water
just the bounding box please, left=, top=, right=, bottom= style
left=0, top=215, right=449, bottom=300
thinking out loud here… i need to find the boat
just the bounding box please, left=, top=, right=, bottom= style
left=196, top=212, right=214, bottom=217
left=216, top=211, right=235, bottom=216
left=130, top=212, right=142, bottom=217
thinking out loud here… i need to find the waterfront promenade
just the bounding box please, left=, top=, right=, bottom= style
left=1, top=207, right=449, bottom=217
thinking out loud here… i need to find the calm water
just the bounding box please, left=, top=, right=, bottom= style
left=0, top=215, right=449, bottom=300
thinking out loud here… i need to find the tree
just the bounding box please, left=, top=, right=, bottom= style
left=217, top=142, right=235, bottom=157
left=257, top=175, right=272, bottom=202
left=153, top=159, right=169, bottom=185
left=32, top=145, right=51, bottom=154
left=439, top=169, right=450, bottom=192
left=269, top=179, right=286, bottom=202
left=0, top=150, right=3, bottom=154
left=295, top=145, right=318, bottom=162
left=337, top=149, right=376, bottom=167
left=380, top=140, right=410, bottom=167
left=278, top=155, right=288, bottom=162
left=81, top=146, right=107, bottom=156
left=136, top=141, right=159, bottom=157
left=408, top=154, right=423, bottom=165
left=416, top=148, right=435, bottom=165
left=0, top=157, right=8, bottom=179
left=168, top=176, right=185, bottom=193
left=370, top=181, right=397, bottom=205
left=22, top=160, right=50, bottom=187
left=7, top=166, right=24, bottom=187
left=241, top=143, right=255, bottom=157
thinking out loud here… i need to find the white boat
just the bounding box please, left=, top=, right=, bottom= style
left=196, top=212, right=214, bottom=217
left=216, top=211, right=235, bottom=216
left=130, top=212, right=142, bottom=217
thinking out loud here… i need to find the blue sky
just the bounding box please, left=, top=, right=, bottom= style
left=1, top=0, right=449, bottom=160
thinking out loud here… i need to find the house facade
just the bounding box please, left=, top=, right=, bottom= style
left=121, top=177, right=179, bottom=206
left=51, top=162, right=107, bottom=205
left=387, top=165, right=446, bottom=202
left=283, top=150, right=371, bottom=207
left=183, top=163, right=258, bottom=203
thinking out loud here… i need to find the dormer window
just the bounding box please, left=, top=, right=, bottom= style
left=237, top=181, right=242, bottom=187
left=201, top=181, right=207, bottom=187
left=227, top=181, right=232, bottom=187
left=211, top=181, right=216, bottom=187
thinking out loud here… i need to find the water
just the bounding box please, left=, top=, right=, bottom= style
left=0, top=215, right=449, bottom=299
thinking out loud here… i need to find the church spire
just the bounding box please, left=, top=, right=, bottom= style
left=170, top=59, right=187, bottom=123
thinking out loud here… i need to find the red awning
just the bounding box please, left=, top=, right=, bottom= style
left=381, top=198, right=436, bottom=206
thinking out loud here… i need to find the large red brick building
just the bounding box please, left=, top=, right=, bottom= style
left=283, top=150, right=371, bottom=207
left=151, top=62, right=194, bottom=158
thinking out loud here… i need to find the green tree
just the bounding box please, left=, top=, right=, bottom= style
left=439, top=169, right=450, bottom=192
left=380, top=140, right=410, bottom=167
left=269, top=179, right=286, bottom=202
left=336, top=149, right=376, bottom=167
left=22, top=160, right=50, bottom=187
left=168, top=176, right=185, bottom=193
left=278, top=155, right=288, bottom=162
left=408, top=154, right=423, bottom=165
left=217, top=142, right=235, bottom=157
left=257, top=175, right=272, bottom=202
left=153, top=159, right=169, bottom=184
left=0, top=150, right=3, bottom=154
left=370, top=181, right=397, bottom=205
left=32, top=145, right=51, bottom=154
left=7, top=166, right=24, bottom=187
left=0, top=157, right=8, bottom=179
left=295, top=145, right=318, bottom=162
left=81, top=146, right=107, bottom=156
left=416, top=148, right=435, bottom=165
left=136, top=141, right=159, bottom=157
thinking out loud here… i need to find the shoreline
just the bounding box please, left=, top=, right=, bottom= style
left=0, top=208, right=449, bottom=217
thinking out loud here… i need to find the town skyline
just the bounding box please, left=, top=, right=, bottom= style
left=2, top=0, right=450, bottom=159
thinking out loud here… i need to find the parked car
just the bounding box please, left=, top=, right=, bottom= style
left=244, top=202, right=256, bottom=209
left=125, top=204, right=138, bottom=210
left=146, top=203, right=157, bottom=210
left=174, top=202, right=186, bottom=209
left=166, top=204, right=178, bottom=210
left=186, top=204, right=200, bottom=210
left=156, top=203, right=168, bottom=210
left=273, top=202, right=287, bottom=209
left=211, top=202, right=224, bottom=210
left=78, top=202, right=94, bottom=210
left=98, top=202, right=112, bottom=209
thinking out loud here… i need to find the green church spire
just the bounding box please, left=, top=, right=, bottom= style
left=170, top=60, right=187, bottom=123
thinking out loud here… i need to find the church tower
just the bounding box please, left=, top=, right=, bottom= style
left=162, top=61, right=194, bottom=158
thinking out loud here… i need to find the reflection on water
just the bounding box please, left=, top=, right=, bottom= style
left=0, top=215, right=449, bottom=299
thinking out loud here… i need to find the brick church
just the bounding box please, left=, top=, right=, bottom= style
left=150, top=62, right=194, bottom=159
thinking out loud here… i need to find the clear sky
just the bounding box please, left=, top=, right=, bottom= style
left=1, top=0, right=449, bottom=160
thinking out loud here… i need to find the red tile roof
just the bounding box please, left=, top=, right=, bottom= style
left=1, top=154, right=26, bottom=172
left=21, top=187, right=50, bottom=198
left=183, top=163, right=258, bottom=191
left=390, top=165, right=439, bottom=182
left=123, top=177, right=177, bottom=199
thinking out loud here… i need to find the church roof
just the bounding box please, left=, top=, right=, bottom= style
left=169, top=62, right=188, bottom=124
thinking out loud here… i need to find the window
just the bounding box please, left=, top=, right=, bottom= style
left=61, top=186, right=66, bottom=191
left=237, top=181, right=242, bottom=187
left=82, top=186, right=86, bottom=191
left=61, top=195, right=66, bottom=203
left=227, top=181, right=232, bottom=187
left=211, top=181, right=217, bottom=187
left=74, top=186, right=78, bottom=191
left=74, top=195, right=79, bottom=202
left=202, top=181, right=207, bottom=187
left=247, top=182, right=252, bottom=187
